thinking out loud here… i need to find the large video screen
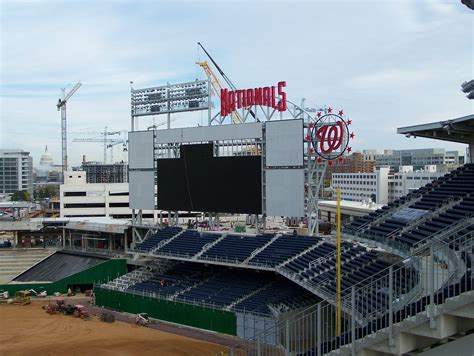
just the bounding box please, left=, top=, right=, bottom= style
left=157, top=143, right=262, bottom=214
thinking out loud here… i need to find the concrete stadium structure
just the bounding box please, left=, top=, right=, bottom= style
left=1, top=79, right=472, bottom=356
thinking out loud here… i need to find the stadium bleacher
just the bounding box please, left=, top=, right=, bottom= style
left=157, top=230, right=220, bottom=257
left=201, top=234, right=273, bottom=263
left=249, top=234, right=321, bottom=267
left=133, top=226, right=182, bottom=252
left=346, top=164, right=474, bottom=248
left=124, top=262, right=321, bottom=315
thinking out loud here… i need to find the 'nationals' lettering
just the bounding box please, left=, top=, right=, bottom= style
left=221, top=81, right=287, bottom=117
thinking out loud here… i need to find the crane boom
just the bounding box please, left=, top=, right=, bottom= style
left=197, top=42, right=258, bottom=122
left=57, top=81, right=82, bottom=109
left=197, top=61, right=242, bottom=124
left=197, top=42, right=236, bottom=91
left=73, top=137, right=126, bottom=164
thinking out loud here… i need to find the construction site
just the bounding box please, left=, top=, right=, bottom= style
left=1, top=2, right=474, bottom=355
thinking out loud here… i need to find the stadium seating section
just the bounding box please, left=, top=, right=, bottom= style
left=127, top=261, right=320, bottom=315
left=124, top=164, right=473, bottom=320
left=346, top=164, right=474, bottom=247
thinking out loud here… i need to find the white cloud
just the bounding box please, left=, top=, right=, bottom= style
left=1, top=0, right=472, bottom=166
left=350, top=69, right=430, bottom=90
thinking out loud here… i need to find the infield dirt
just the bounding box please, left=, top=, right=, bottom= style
left=0, top=302, right=225, bottom=355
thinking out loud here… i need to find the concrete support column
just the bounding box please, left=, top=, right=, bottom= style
left=468, top=143, right=474, bottom=164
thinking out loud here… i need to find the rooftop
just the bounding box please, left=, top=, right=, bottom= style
left=397, top=114, right=474, bottom=145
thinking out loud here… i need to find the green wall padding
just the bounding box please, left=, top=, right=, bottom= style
left=94, top=287, right=237, bottom=336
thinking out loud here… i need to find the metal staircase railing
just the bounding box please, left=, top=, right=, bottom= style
left=277, top=239, right=325, bottom=268
left=244, top=234, right=282, bottom=264
left=150, top=229, right=185, bottom=254
left=411, top=216, right=474, bottom=252
left=193, top=233, right=227, bottom=259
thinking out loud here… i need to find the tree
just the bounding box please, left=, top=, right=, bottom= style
left=33, top=185, right=59, bottom=200
left=11, top=191, right=32, bottom=202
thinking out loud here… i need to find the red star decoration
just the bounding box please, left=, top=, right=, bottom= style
left=309, top=147, right=315, bottom=154
left=308, top=122, right=314, bottom=128
left=306, top=134, right=311, bottom=141
left=350, top=132, right=355, bottom=139
left=337, top=156, right=344, bottom=163
left=327, top=107, right=333, bottom=113
left=347, top=118, right=352, bottom=125
left=328, top=160, right=333, bottom=166
left=317, top=156, right=323, bottom=163
left=347, top=147, right=352, bottom=153
left=338, top=110, right=343, bottom=116
left=317, top=112, right=322, bottom=118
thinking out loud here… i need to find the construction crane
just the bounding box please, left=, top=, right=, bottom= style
left=147, top=117, right=177, bottom=130
left=197, top=42, right=258, bottom=123
left=57, top=81, right=82, bottom=180
left=106, top=140, right=128, bottom=160
left=72, top=126, right=125, bottom=163
left=73, top=137, right=126, bottom=164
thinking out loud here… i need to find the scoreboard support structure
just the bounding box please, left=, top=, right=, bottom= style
left=129, top=79, right=337, bottom=240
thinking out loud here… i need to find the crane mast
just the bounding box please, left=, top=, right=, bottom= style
left=57, top=81, right=82, bottom=181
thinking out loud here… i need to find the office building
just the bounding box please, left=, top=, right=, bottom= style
left=374, top=148, right=463, bottom=171
left=0, top=149, right=33, bottom=197
left=332, top=166, right=445, bottom=205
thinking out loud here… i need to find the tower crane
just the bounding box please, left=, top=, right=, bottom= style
left=71, top=126, right=126, bottom=164
left=73, top=137, right=127, bottom=164
left=57, top=81, right=82, bottom=180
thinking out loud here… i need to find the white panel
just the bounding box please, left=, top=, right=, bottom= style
left=129, top=131, right=154, bottom=169
left=266, top=169, right=305, bottom=217
left=265, top=119, right=303, bottom=167
left=154, top=122, right=263, bottom=144
left=129, top=171, right=155, bottom=210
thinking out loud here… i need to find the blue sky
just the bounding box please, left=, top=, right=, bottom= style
left=1, top=0, right=473, bottom=167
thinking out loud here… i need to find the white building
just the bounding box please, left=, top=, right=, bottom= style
left=0, top=149, right=33, bottom=197
left=388, top=166, right=445, bottom=201
left=332, top=166, right=445, bottom=205
left=60, top=171, right=155, bottom=219
left=35, top=145, right=62, bottom=183
left=332, top=167, right=390, bottom=205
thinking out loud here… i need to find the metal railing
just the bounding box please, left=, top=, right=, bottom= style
left=227, top=221, right=474, bottom=355
left=97, top=282, right=272, bottom=319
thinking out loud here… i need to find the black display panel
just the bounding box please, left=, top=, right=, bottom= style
left=157, top=143, right=262, bottom=214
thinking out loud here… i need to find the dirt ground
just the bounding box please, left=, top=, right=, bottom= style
left=0, top=302, right=226, bottom=356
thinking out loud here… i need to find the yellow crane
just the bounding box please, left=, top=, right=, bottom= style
left=196, top=60, right=242, bottom=124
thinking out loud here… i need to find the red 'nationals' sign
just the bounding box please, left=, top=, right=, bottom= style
left=307, top=108, right=355, bottom=163
left=221, top=81, right=287, bottom=117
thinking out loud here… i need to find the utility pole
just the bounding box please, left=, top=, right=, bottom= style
left=57, top=81, right=82, bottom=181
